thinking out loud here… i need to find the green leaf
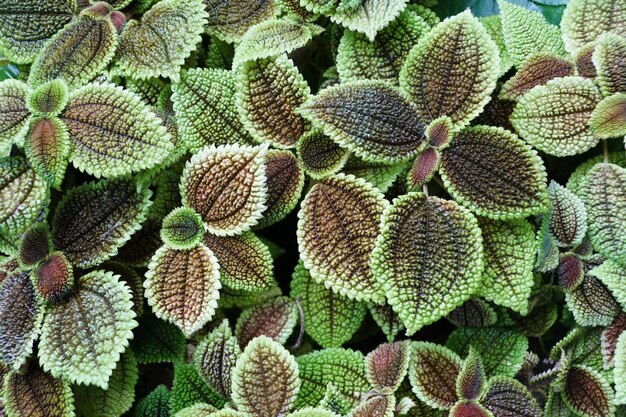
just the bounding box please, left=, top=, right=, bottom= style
left=27, top=79, right=69, bottom=117
left=236, top=55, right=311, bottom=149
left=135, top=385, right=170, bottom=417
left=18, top=222, right=52, bottom=268
left=328, top=0, right=407, bottom=41
left=204, top=0, right=277, bottom=43
left=24, top=117, right=70, bottom=189
left=593, top=33, right=626, bottom=97
left=498, top=0, right=566, bottom=66
left=298, top=174, right=388, bottom=303
left=336, top=8, right=430, bottom=83
left=102, top=261, right=144, bottom=315
left=590, top=93, right=626, bottom=139
left=170, top=363, right=225, bottom=414
left=290, top=408, right=342, bottom=417
left=365, top=341, right=410, bottom=392
left=319, top=383, right=353, bottom=415
left=52, top=178, right=152, bottom=268
left=130, top=314, right=186, bottom=364
left=0, top=79, right=31, bottom=151
left=481, top=376, right=542, bottom=417
left=546, top=181, right=588, bottom=248
left=290, top=261, right=366, bottom=348
left=3, top=366, right=74, bottom=417
left=550, top=327, right=605, bottom=375
left=124, top=77, right=168, bottom=106
left=145, top=244, right=221, bottom=338
left=456, top=348, right=486, bottom=401
left=615, top=332, right=626, bottom=404
left=113, top=0, right=207, bottom=81
left=408, top=342, right=462, bottom=409
left=510, top=76, right=602, bottom=156
left=298, top=80, right=426, bottom=164
left=590, top=260, right=626, bottom=311
left=447, top=298, right=497, bottom=328
left=39, top=270, right=137, bottom=389
left=74, top=349, right=138, bottom=417
left=601, top=314, right=626, bottom=369
left=160, top=207, right=205, bottom=250
left=60, top=82, right=174, bottom=177
left=563, top=365, right=615, bottom=417
left=297, top=130, right=349, bottom=180
left=0, top=272, right=44, bottom=370
left=174, top=404, right=218, bottom=417
left=479, top=15, right=513, bottom=76
left=341, top=156, right=407, bottom=194
left=180, top=144, right=268, bottom=236
left=561, top=0, right=626, bottom=54
left=574, top=41, right=598, bottom=79
left=369, top=303, right=405, bottom=342
left=499, top=54, right=575, bottom=101
left=371, top=193, right=483, bottom=335
left=235, top=296, right=298, bottom=347
left=231, top=335, right=300, bottom=417
left=566, top=151, right=626, bottom=198
left=566, top=273, right=620, bottom=327
left=399, top=10, right=500, bottom=128
left=218, top=284, right=281, bottom=309
left=348, top=394, right=395, bottom=417
left=583, top=163, right=626, bottom=264
left=172, top=68, right=254, bottom=152
left=477, top=217, right=535, bottom=315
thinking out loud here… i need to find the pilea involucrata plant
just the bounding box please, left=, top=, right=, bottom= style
left=0, top=0, right=625, bottom=415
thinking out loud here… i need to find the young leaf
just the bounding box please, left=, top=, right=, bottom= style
left=566, top=274, right=620, bottom=327
left=348, top=394, right=395, bottom=417
left=408, top=342, right=462, bottom=409
left=341, top=156, right=407, bottom=194
left=297, top=174, right=388, bottom=303
left=160, top=207, right=205, bottom=250
left=296, top=130, right=350, bottom=179
left=593, top=33, right=626, bottom=97
left=0, top=79, right=31, bottom=149
left=481, top=376, right=542, bottom=417
left=399, top=11, right=500, bottom=128
left=236, top=55, right=310, bottom=149
left=144, top=244, right=221, bottom=338
left=231, top=335, right=300, bottom=417
left=204, top=0, right=277, bottom=43
left=365, top=341, right=410, bottom=392
left=170, top=363, right=225, bottom=414
left=550, top=327, right=605, bottom=374
left=557, top=254, right=584, bottom=291
left=371, top=193, right=483, bottom=334
left=52, top=178, right=151, bottom=268
left=328, top=0, right=407, bottom=41
left=135, top=385, right=170, bottom=417
left=499, top=54, right=575, bottom=101
left=298, top=81, right=426, bottom=163
left=456, top=348, right=486, bottom=401
left=113, top=0, right=208, bottom=81
left=24, top=117, right=70, bottom=189
left=27, top=79, right=69, bottom=117
left=34, top=251, right=74, bottom=303
left=563, top=365, right=615, bottom=417
left=590, top=93, right=626, bottom=139
left=60, top=82, right=174, bottom=177
left=39, top=270, right=137, bottom=389
left=561, top=0, right=626, bottom=53
left=130, top=314, right=186, bottom=364
left=449, top=402, right=491, bottom=417
left=510, top=76, right=602, bottom=156
left=0, top=272, right=44, bottom=370
left=235, top=296, right=299, bottom=347
left=369, top=303, right=405, bottom=342
left=575, top=42, right=598, bottom=79
left=447, top=298, right=497, bottom=328
left=546, top=181, right=588, bottom=248
left=319, top=383, right=353, bottom=415
left=407, top=147, right=439, bottom=189
left=18, top=222, right=52, bottom=268
left=290, top=261, right=366, bottom=348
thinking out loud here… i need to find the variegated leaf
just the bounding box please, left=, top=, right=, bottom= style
left=296, top=130, right=350, bottom=179
left=160, top=207, right=205, bottom=250
left=0, top=80, right=31, bottom=151
left=204, top=0, right=277, bottom=43
left=481, top=376, right=542, bottom=417
left=24, top=117, right=70, bottom=189
left=328, top=0, right=407, bottom=41
left=546, top=181, right=588, bottom=248
left=561, top=0, right=626, bottom=53
left=18, top=222, right=52, bottom=268
left=235, top=296, right=298, bottom=347
left=499, top=54, right=575, bottom=101
left=563, top=365, right=615, bottom=417
left=593, top=33, right=626, bottom=96
left=365, top=341, right=410, bottom=393
left=590, top=93, right=626, bottom=139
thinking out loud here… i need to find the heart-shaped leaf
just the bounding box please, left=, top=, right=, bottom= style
left=235, top=296, right=298, bottom=347
left=561, top=0, right=626, bottom=54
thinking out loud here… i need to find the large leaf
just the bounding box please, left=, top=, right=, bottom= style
left=130, top=314, right=186, bottom=364
left=399, top=11, right=500, bottom=128
left=561, top=0, right=626, bottom=53
left=563, top=365, right=615, bottom=417
left=204, top=0, right=277, bottom=43
left=235, top=296, right=298, bottom=347
left=481, top=376, right=542, bottom=417
left=593, top=33, right=626, bottom=97
left=39, top=270, right=137, bottom=389
left=328, top=0, right=407, bottom=41
left=297, top=174, right=388, bottom=303
left=0, top=80, right=31, bottom=148
left=372, top=193, right=483, bottom=334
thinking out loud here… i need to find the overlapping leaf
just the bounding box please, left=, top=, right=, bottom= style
left=170, top=363, right=225, bottom=413
left=341, top=156, right=407, bottom=193
left=235, top=296, right=298, bottom=347
left=365, top=341, right=410, bottom=392
left=546, top=181, right=588, bottom=248
left=296, top=130, right=350, bottom=179
left=204, top=0, right=277, bottom=43
left=601, top=314, right=626, bottom=368
left=18, top=222, right=52, bottom=268
left=561, top=0, right=626, bottom=53
left=593, top=33, right=626, bottom=96
left=160, top=207, right=205, bottom=250
left=0, top=79, right=31, bottom=149
left=135, top=385, right=170, bottom=417
left=327, top=0, right=407, bottom=41
left=34, top=251, right=74, bottom=303
left=566, top=273, right=620, bottom=327
left=590, top=259, right=626, bottom=311
left=349, top=394, right=395, bottom=417
left=481, top=376, right=542, bottom=417
left=130, top=314, right=186, bottom=364
left=499, top=54, right=575, bottom=101
left=24, top=117, right=70, bottom=189
left=447, top=298, right=497, bottom=328
left=369, top=303, right=405, bottom=342
left=27, top=79, right=68, bottom=117
left=615, top=332, right=626, bottom=404
left=590, top=93, right=626, bottom=139
left=456, top=348, right=485, bottom=401
left=563, top=365, right=615, bottom=417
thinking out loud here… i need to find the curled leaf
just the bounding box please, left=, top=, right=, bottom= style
left=235, top=296, right=298, bottom=347
left=547, top=181, right=587, bottom=248
left=561, top=0, right=626, bottom=53
left=296, top=130, right=349, bottom=179
left=365, top=341, right=410, bottom=392
left=499, top=54, right=575, bottom=101
left=204, top=0, right=277, bottom=43
left=563, top=365, right=615, bottom=417
left=161, top=207, right=205, bottom=250
left=590, top=93, right=626, bottom=139
left=24, top=117, right=70, bottom=189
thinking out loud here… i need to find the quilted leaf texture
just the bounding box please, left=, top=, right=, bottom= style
left=348, top=394, right=395, bottom=417
left=27, top=78, right=68, bottom=117
left=563, top=365, right=615, bottom=417
left=566, top=270, right=621, bottom=327
left=561, top=0, right=626, bottom=53
left=24, top=117, right=70, bottom=189
left=615, top=332, right=626, bottom=404
left=297, top=130, right=350, bottom=180
left=130, top=314, right=186, bottom=364
left=204, top=0, right=277, bottom=43
left=170, top=363, right=225, bottom=413
left=365, top=341, right=410, bottom=392
left=546, top=181, right=587, bottom=248
left=369, top=303, right=405, bottom=342
left=499, top=54, right=575, bottom=101
left=591, top=259, right=626, bottom=311
left=447, top=298, right=497, bottom=328
left=0, top=80, right=31, bottom=149
left=235, top=296, right=299, bottom=347
left=456, top=348, right=486, bottom=401
left=590, top=93, right=626, bottom=139
left=327, top=0, right=407, bottom=41
left=18, top=222, right=52, bottom=267
left=481, top=376, right=542, bottom=417
left=160, top=207, right=206, bottom=250
left=593, top=33, right=626, bottom=96
left=34, top=251, right=74, bottom=303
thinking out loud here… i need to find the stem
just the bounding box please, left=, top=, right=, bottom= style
left=603, top=139, right=610, bottom=163
left=291, top=296, right=305, bottom=350
left=422, top=183, right=429, bottom=197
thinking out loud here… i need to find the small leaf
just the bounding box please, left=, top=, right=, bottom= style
left=160, top=207, right=205, bottom=250
left=546, top=181, right=588, bottom=248
left=561, top=0, right=626, bottom=53
left=135, top=385, right=170, bottom=417
left=399, top=11, right=500, bottom=128
left=557, top=253, right=584, bottom=290
left=456, top=348, right=486, bottom=401
left=365, top=341, right=410, bottom=392
left=298, top=174, right=388, bottom=303
left=39, top=270, right=137, bottom=388
left=593, top=33, right=626, bottom=96
left=52, top=178, right=152, bottom=268
left=296, top=130, right=350, bottom=179
left=170, top=363, right=225, bottom=414
left=369, top=303, right=405, bottom=342
left=0, top=79, right=31, bottom=150
left=499, top=54, right=575, bottom=101
left=34, top=251, right=74, bottom=303
left=24, top=117, right=70, bottom=189
left=130, top=314, right=186, bottom=364
left=290, top=261, right=366, bottom=348
left=231, top=335, right=301, bottom=417
left=563, top=365, right=615, bottom=417
left=328, top=0, right=407, bottom=41
left=575, top=42, right=598, bottom=79
left=348, top=394, right=395, bottom=417
left=481, top=376, right=542, bottom=417
left=204, top=0, right=277, bottom=43
left=319, top=383, right=354, bottom=415
left=27, top=79, right=69, bottom=117
left=407, top=147, right=440, bottom=189
left=372, top=193, right=483, bottom=334
left=341, top=156, right=407, bottom=193
left=18, top=222, right=52, bottom=268
left=510, top=76, right=602, bottom=156
left=566, top=274, right=620, bottom=327
left=235, top=296, right=299, bottom=347
left=590, top=93, right=626, bottom=139
left=113, top=0, right=208, bottom=81
left=408, top=342, right=462, bottom=409
left=447, top=298, right=497, bottom=328
left=298, top=81, right=426, bottom=164
left=144, top=244, right=221, bottom=337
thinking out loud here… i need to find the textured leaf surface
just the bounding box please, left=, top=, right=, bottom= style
left=601, top=314, right=626, bottom=368
left=561, top=0, right=626, bottom=53
left=114, top=217, right=162, bottom=268
left=510, top=76, right=601, bottom=157
left=232, top=336, right=300, bottom=417
left=170, top=363, right=225, bottom=414
left=369, top=303, right=405, bottom=342
left=447, top=298, right=497, bottom=328
left=372, top=193, right=483, bottom=334
left=145, top=244, right=221, bottom=337
left=39, top=270, right=137, bottom=388
left=160, top=207, right=205, bottom=250
left=297, top=130, right=349, bottom=179
left=299, top=81, right=425, bottom=163
left=18, top=222, right=52, bottom=268
left=135, top=385, right=170, bottom=417
left=481, top=376, right=542, bottom=417
left=456, top=348, right=485, bottom=401
left=0, top=80, right=31, bottom=147
left=341, top=156, right=406, bottom=193
left=348, top=394, right=395, bottom=417
left=27, top=79, right=69, bottom=117
left=590, top=93, right=626, bottom=139
left=298, top=174, right=388, bottom=303
left=590, top=260, right=626, bottom=311
left=399, top=11, right=500, bottom=128
left=328, top=0, right=407, bottom=41
left=566, top=272, right=620, bottom=327
left=130, top=314, right=186, bottom=364
left=563, top=365, right=615, bottom=417
left=365, top=341, right=410, bottom=392
left=204, top=0, right=277, bottom=43
left=593, top=33, right=626, bottom=96
left=547, top=181, right=587, bottom=248
left=34, top=251, right=73, bottom=303
left=615, top=332, right=626, bottom=404
left=235, top=296, right=298, bottom=347
left=499, top=54, right=574, bottom=101
left=24, top=117, right=69, bottom=189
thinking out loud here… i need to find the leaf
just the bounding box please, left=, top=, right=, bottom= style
left=296, top=130, right=350, bottom=179
left=593, top=33, right=626, bottom=96
left=24, top=117, right=70, bottom=189
left=341, top=156, right=407, bottom=193
left=295, top=348, right=370, bottom=408
left=566, top=273, right=620, bottom=327
left=39, top=270, right=137, bottom=389
left=336, top=8, right=430, bottom=83
left=583, top=163, right=626, bottom=264
left=74, top=349, right=138, bottom=417
left=408, top=342, right=462, bottom=409
left=298, top=80, right=426, bottom=164
left=439, top=125, right=548, bottom=219
left=297, top=174, right=388, bottom=303
left=113, top=0, right=207, bottom=81
left=218, top=284, right=281, bottom=309
left=290, top=408, right=342, bottom=417
left=114, top=217, right=163, bottom=268
left=371, top=193, right=483, bottom=334
left=407, top=147, right=440, bottom=189
left=0, top=79, right=31, bottom=149
left=52, top=178, right=151, bottom=268
left=447, top=298, right=497, bottom=328
left=34, top=251, right=74, bottom=303
left=546, top=181, right=588, bottom=248
left=479, top=14, right=513, bottom=76
left=180, top=144, right=268, bottom=236
left=231, top=335, right=300, bottom=417
left=563, top=365, right=615, bottom=417
left=204, top=0, right=277, bottom=43
left=236, top=55, right=310, bottom=149
left=2, top=366, right=74, bottom=417
left=235, top=296, right=299, bottom=347
left=602, top=314, right=626, bottom=368
left=575, top=42, right=598, bottom=79
left=498, top=0, right=566, bottom=66
left=590, top=93, right=626, bottom=139
left=28, top=13, right=118, bottom=90
left=319, top=383, right=354, bottom=415
left=170, top=363, right=225, bottom=414
left=561, top=0, right=626, bottom=54
left=456, top=348, right=486, bottom=401
left=499, top=54, right=575, bottom=101
left=130, top=314, right=186, bottom=364
left=290, top=261, right=366, bottom=348
left=328, top=0, right=407, bottom=41
left=615, top=332, right=626, bottom=404
left=399, top=11, right=500, bottom=128
left=365, top=341, right=410, bottom=392
left=481, top=376, right=542, bottom=417
left=160, top=207, right=205, bottom=250
left=175, top=404, right=218, bottom=417
left=510, top=76, right=602, bottom=156
left=135, top=385, right=170, bottom=417
left=172, top=68, right=254, bottom=152
left=557, top=254, right=584, bottom=291
left=369, top=303, right=405, bottom=342
left=348, top=394, right=395, bottom=417
left=60, top=82, right=174, bottom=177
left=566, top=151, right=626, bottom=198
left=18, top=222, right=52, bottom=268
left=0, top=272, right=44, bottom=370
left=590, top=259, right=626, bottom=311
left=449, top=402, right=491, bottom=417
left=27, top=79, right=69, bottom=117
left=550, top=327, right=605, bottom=376
left=257, top=149, right=305, bottom=227
left=233, top=19, right=322, bottom=65
left=145, top=244, right=221, bottom=337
